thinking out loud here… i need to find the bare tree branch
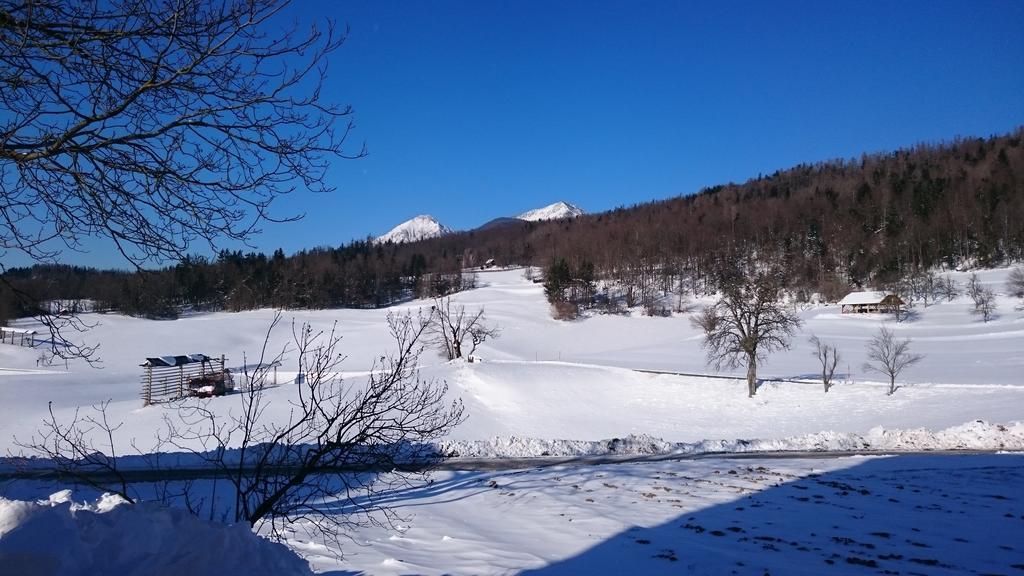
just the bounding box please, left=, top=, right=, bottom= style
left=1, top=0, right=360, bottom=360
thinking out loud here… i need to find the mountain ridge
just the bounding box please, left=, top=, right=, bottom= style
left=517, top=201, right=585, bottom=222
left=376, top=214, right=453, bottom=244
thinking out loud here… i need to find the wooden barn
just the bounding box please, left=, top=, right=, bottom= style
left=838, top=291, right=905, bottom=314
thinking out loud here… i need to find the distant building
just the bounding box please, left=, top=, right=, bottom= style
left=837, top=291, right=905, bottom=314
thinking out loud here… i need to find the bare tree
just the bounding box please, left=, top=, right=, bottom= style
left=940, top=276, right=959, bottom=302
left=1007, top=267, right=1024, bottom=299
left=966, top=273, right=984, bottom=302
left=428, top=296, right=500, bottom=360
left=971, top=287, right=998, bottom=322
left=0, top=0, right=359, bottom=360
left=15, top=400, right=135, bottom=503
left=809, top=335, right=840, bottom=393
left=17, top=311, right=464, bottom=551
left=917, top=270, right=939, bottom=307
left=863, top=325, right=923, bottom=395
left=693, top=265, right=802, bottom=397
left=164, top=311, right=463, bottom=545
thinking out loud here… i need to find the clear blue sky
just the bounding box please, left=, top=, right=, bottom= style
left=25, top=1, right=1024, bottom=267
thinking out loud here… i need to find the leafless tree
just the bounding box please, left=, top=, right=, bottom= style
left=693, top=265, right=802, bottom=397
left=1007, top=267, right=1024, bottom=299
left=917, top=270, right=939, bottom=307
left=14, top=400, right=135, bottom=503
left=17, top=310, right=464, bottom=552
left=809, top=335, right=840, bottom=393
left=863, top=325, right=923, bottom=395
left=971, top=287, right=998, bottom=322
left=163, top=311, right=463, bottom=545
left=0, top=0, right=359, bottom=360
left=940, top=276, right=959, bottom=302
left=428, top=296, right=500, bottom=360
left=966, top=273, right=984, bottom=302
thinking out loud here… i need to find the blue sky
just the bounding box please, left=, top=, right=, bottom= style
left=18, top=1, right=1024, bottom=268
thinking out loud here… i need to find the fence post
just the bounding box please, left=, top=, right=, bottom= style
left=178, top=365, right=184, bottom=398
left=143, top=366, right=152, bottom=407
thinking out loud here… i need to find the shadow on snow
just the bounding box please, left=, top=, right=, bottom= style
left=518, top=454, right=1024, bottom=576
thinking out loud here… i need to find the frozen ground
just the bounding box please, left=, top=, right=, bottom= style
left=3, top=453, right=1021, bottom=575
left=301, top=454, right=1024, bottom=575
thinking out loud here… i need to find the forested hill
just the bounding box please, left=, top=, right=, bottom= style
left=3, top=128, right=1022, bottom=319
left=439, top=128, right=1024, bottom=289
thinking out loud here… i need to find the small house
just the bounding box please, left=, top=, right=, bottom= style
left=837, top=291, right=905, bottom=314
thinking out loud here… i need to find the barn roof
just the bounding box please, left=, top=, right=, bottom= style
left=837, top=291, right=893, bottom=306
left=142, top=353, right=212, bottom=367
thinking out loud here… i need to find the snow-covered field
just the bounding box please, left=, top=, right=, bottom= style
left=1, top=266, right=1023, bottom=574
left=1, top=267, right=1021, bottom=452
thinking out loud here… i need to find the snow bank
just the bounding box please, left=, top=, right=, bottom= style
left=438, top=420, right=1024, bottom=458
left=0, top=490, right=312, bottom=576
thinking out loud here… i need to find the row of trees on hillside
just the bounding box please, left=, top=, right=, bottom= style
left=5, top=130, right=1024, bottom=331
left=0, top=248, right=474, bottom=324
left=441, top=129, right=1024, bottom=309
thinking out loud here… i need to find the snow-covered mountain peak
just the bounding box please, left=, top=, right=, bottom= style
left=517, top=201, right=585, bottom=222
left=375, top=215, right=453, bottom=244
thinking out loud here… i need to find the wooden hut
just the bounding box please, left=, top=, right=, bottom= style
left=140, top=353, right=232, bottom=406
left=838, top=291, right=905, bottom=314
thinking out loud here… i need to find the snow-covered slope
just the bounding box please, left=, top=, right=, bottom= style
left=517, top=201, right=584, bottom=221
left=2, top=266, right=1022, bottom=455
left=375, top=215, right=452, bottom=244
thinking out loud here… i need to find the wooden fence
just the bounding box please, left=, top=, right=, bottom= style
left=233, top=361, right=281, bottom=392
left=0, top=327, right=37, bottom=348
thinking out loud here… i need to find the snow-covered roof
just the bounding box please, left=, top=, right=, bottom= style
left=142, top=353, right=212, bottom=367
left=0, top=327, right=36, bottom=335
left=837, top=291, right=893, bottom=306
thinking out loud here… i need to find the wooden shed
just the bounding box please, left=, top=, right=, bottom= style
left=838, top=291, right=905, bottom=314
left=141, top=353, right=232, bottom=406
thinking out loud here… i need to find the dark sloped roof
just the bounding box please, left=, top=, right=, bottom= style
left=142, top=353, right=212, bottom=367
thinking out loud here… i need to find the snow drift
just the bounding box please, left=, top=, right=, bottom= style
left=0, top=490, right=312, bottom=576
left=439, top=420, right=1024, bottom=458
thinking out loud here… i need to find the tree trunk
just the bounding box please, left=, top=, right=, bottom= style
left=746, top=357, right=757, bottom=397
left=888, top=375, right=896, bottom=396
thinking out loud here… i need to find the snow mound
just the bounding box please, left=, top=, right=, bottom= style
left=438, top=420, right=1024, bottom=458
left=375, top=214, right=452, bottom=244
left=516, top=201, right=584, bottom=221
left=0, top=491, right=312, bottom=576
